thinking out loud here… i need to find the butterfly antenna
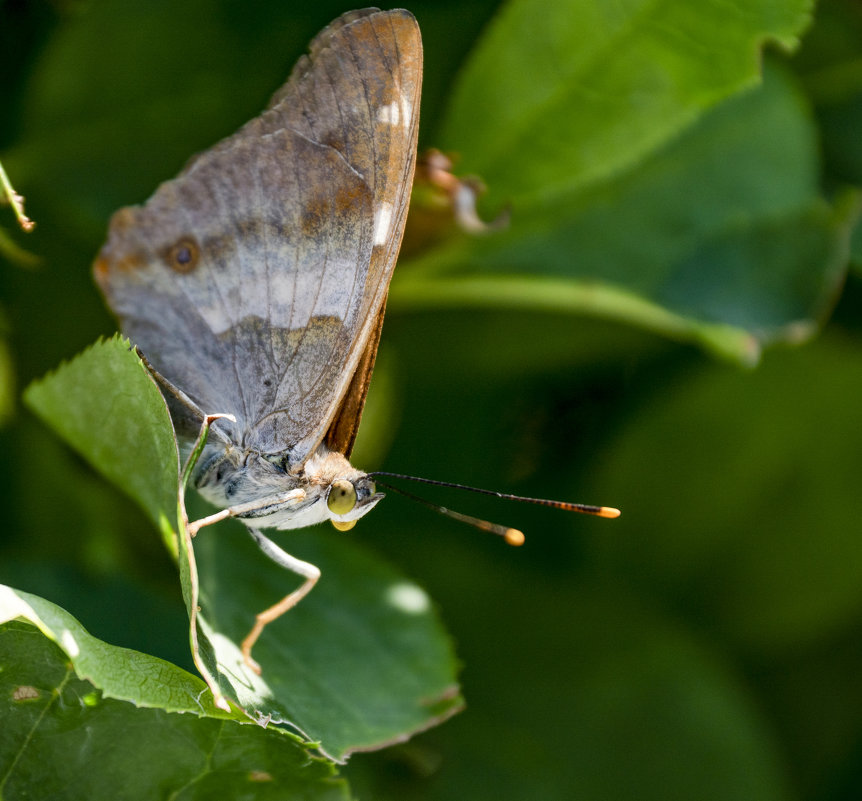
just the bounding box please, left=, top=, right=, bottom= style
left=373, top=478, right=527, bottom=545
left=370, top=472, right=620, bottom=546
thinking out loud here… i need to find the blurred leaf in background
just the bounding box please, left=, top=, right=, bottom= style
left=3, top=0, right=862, bottom=799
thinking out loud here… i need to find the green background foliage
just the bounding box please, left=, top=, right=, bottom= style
left=3, top=0, right=862, bottom=798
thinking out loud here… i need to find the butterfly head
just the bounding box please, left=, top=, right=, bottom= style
left=299, top=445, right=383, bottom=532
left=325, top=474, right=382, bottom=531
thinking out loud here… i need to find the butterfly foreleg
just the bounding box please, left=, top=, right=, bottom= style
left=240, top=526, right=321, bottom=674
left=186, top=488, right=307, bottom=537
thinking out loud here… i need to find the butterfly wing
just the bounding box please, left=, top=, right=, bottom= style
left=325, top=300, right=387, bottom=458
left=94, top=9, right=421, bottom=464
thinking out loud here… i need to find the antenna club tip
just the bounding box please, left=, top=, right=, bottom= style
left=504, top=528, right=525, bottom=546
left=599, top=507, right=622, bottom=519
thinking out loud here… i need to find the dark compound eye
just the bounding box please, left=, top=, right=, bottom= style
left=166, top=237, right=200, bottom=273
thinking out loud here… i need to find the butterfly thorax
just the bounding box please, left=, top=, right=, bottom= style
left=194, top=443, right=382, bottom=531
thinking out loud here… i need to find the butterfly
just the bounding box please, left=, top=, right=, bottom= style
left=93, top=7, right=619, bottom=676
left=93, top=8, right=423, bottom=672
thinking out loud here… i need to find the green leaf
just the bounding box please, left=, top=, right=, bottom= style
left=438, top=0, right=812, bottom=202
left=24, top=340, right=463, bottom=759
left=391, top=273, right=762, bottom=365
left=24, top=335, right=179, bottom=539
left=0, top=586, right=228, bottom=715
left=0, top=596, right=349, bottom=801
left=193, top=522, right=463, bottom=762
left=22, top=337, right=226, bottom=703
left=398, top=0, right=849, bottom=364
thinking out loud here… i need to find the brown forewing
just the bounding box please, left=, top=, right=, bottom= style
left=325, top=296, right=387, bottom=458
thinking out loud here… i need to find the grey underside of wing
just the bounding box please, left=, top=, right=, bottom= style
left=96, top=10, right=421, bottom=463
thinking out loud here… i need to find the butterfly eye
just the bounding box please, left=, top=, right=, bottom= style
left=166, top=237, right=200, bottom=273
left=327, top=478, right=357, bottom=516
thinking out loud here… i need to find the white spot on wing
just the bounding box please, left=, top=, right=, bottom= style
left=377, top=88, right=412, bottom=132
left=386, top=582, right=430, bottom=614
left=398, top=88, right=413, bottom=132
left=377, top=101, right=400, bottom=126
left=373, top=202, right=394, bottom=247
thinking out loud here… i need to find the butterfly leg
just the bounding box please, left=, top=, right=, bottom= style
left=186, top=488, right=307, bottom=537
left=241, top=527, right=321, bottom=674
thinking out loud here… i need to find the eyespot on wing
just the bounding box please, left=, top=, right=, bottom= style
left=164, top=237, right=200, bottom=274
